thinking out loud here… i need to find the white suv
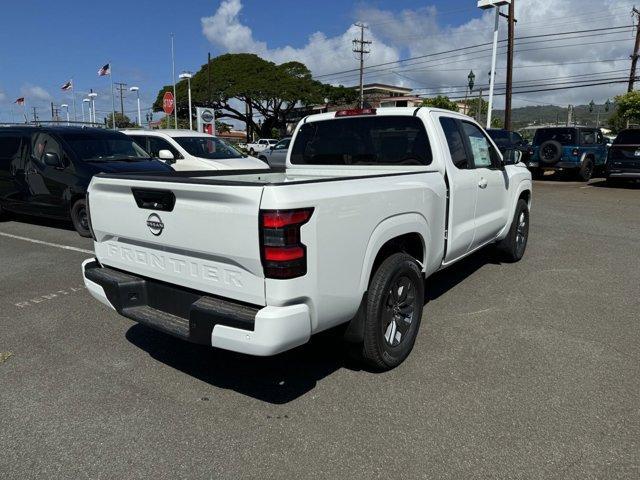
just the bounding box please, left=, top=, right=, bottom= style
left=122, top=129, right=267, bottom=171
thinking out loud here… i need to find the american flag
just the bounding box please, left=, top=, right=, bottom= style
left=61, top=80, right=73, bottom=91
left=97, top=63, right=110, bottom=76
left=15, top=97, right=25, bottom=105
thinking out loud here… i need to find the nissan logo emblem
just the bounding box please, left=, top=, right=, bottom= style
left=200, top=109, right=214, bottom=123
left=146, top=213, right=164, bottom=236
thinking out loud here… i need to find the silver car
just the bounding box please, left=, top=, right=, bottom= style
left=258, top=137, right=291, bottom=168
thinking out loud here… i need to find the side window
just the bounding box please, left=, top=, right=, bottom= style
left=0, top=134, right=22, bottom=167
left=148, top=137, right=181, bottom=159
left=274, top=139, right=290, bottom=150
left=580, top=130, right=596, bottom=145
left=131, top=136, right=148, bottom=153
left=439, top=117, right=471, bottom=170
left=461, top=122, right=501, bottom=169
left=31, top=133, right=64, bottom=164
left=512, top=132, right=524, bottom=145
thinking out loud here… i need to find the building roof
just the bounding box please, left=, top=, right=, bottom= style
left=360, top=83, right=413, bottom=94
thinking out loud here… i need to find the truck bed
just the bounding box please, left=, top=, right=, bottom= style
left=95, top=166, right=437, bottom=186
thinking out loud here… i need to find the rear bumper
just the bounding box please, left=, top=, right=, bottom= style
left=82, top=259, right=310, bottom=356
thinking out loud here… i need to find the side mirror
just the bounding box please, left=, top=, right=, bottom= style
left=158, top=149, right=175, bottom=163
left=504, top=149, right=522, bottom=165
left=269, top=146, right=275, bottom=151
left=44, top=152, right=63, bottom=168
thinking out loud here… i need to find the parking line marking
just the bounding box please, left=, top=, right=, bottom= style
left=0, top=231, right=93, bottom=255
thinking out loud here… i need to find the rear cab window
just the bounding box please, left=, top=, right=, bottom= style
left=291, top=115, right=432, bottom=166
left=533, top=128, right=576, bottom=146
left=613, top=130, right=640, bottom=144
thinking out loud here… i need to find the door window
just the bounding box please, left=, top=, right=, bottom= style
left=274, top=139, right=290, bottom=150
left=439, top=117, right=471, bottom=169
left=0, top=134, right=22, bottom=169
left=580, top=130, right=596, bottom=145
left=461, top=122, right=500, bottom=169
left=130, top=136, right=149, bottom=153
left=31, top=133, right=64, bottom=165
left=148, top=137, right=181, bottom=159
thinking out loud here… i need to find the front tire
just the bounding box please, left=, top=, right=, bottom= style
left=71, top=199, right=91, bottom=238
left=577, top=157, right=594, bottom=182
left=496, top=199, right=529, bottom=263
left=361, top=253, right=424, bottom=370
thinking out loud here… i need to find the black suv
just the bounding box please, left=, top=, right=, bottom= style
left=605, top=128, right=640, bottom=185
left=0, top=126, right=173, bottom=236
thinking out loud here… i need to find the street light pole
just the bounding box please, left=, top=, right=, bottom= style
left=170, top=33, right=178, bottom=129
left=179, top=72, right=193, bottom=130
left=61, top=103, right=69, bottom=125
left=88, top=92, right=97, bottom=124
left=478, top=1, right=511, bottom=128
left=82, top=98, right=90, bottom=123
left=130, top=86, right=142, bottom=127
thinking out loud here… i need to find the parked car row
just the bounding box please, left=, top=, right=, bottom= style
left=0, top=126, right=271, bottom=237
left=489, top=126, right=640, bottom=184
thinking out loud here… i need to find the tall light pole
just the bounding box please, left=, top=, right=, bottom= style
left=129, top=86, right=142, bottom=127
left=88, top=92, right=97, bottom=124
left=61, top=103, right=70, bottom=125
left=478, top=1, right=511, bottom=128
left=170, top=33, right=178, bottom=129
left=179, top=72, right=193, bottom=130
left=82, top=98, right=90, bottom=123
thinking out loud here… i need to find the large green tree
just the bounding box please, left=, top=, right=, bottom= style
left=154, top=53, right=357, bottom=137
left=421, top=95, right=460, bottom=112
left=611, top=91, right=640, bottom=129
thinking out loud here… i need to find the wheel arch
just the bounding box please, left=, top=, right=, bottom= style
left=358, top=213, right=430, bottom=297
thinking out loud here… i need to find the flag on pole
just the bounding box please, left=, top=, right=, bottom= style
left=98, top=63, right=111, bottom=76
left=61, top=80, right=73, bottom=91
left=15, top=97, right=25, bottom=105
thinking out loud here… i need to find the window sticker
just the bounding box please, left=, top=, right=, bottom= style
left=469, top=136, right=491, bottom=167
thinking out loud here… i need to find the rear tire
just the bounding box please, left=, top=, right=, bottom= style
left=361, top=253, right=424, bottom=371
left=577, top=157, right=594, bottom=182
left=0, top=203, right=7, bottom=221
left=71, top=199, right=91, bottom=238
left=496, top=199, right=529, bottom=263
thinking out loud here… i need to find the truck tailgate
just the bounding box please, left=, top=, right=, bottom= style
left=88, top=177, right=266, bottom=306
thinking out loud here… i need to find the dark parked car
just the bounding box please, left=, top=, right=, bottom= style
left=605, top=128, right=640, bottom=185
left=486, top=129, right=529, bottom=165
left=528, top=127, right=607, bottom=181
left=0, top=126, right=173, bottom=236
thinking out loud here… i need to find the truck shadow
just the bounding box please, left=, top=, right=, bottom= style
left=125, top=323, right=357, bottom=404
left=125, top=248, right=500, bottom=404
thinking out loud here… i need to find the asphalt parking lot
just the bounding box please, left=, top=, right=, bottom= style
left=1, top=178, right=639, bottom=479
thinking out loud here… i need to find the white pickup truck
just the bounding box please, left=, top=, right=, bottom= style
left=82, top=107, right=532, bottom=370
left=246, top=138, right=278, bottom=155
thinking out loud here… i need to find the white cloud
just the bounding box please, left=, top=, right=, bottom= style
left=201, top=0, right=633, bottom=108
left=201, top=0, right=400, bottom=86
left=20, top=84, right=52, bottom=101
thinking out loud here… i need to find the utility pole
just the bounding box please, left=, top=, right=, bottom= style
left=504, top=0, right=516, bottom=130
left=114, top=82, right=127, bottom=117
left=353, top=23, right=371, bottom=109
left=567, top=105, right=573, bottom=126
left=32, top=107, right=38, bottom=123
left=477, top=89, right=484, bottom=124
left=628, top=7, right=640, bottom=92
left=207, top=52, right=212, bottom=106
left=51, top=102, right=55, bottom=121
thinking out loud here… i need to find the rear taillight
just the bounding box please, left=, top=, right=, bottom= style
left=572, top=148, right=580, bottom=157
left=260, top=208, right=313, bottom=279
left=335, top=108, right=377, bottom=117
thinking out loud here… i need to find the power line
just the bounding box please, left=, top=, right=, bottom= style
left=314, top=25, right=632, bottom=80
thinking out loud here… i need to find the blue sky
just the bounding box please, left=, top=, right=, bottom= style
left=0, top=0, right=631, bottom=124
left=0, top=0, right=474, bottom=123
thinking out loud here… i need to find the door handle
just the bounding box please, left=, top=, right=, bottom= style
left=478, top=178, right=488, bottom=189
